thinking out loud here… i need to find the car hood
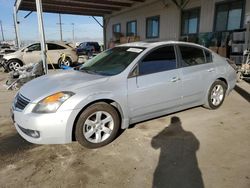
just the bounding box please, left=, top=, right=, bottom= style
left=19, top=70, right=109, bottom=102
left=3, top=50, right=21, bottom=59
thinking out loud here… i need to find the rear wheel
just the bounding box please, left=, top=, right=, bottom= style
left=58, top=56, right=72, bottom=68
left=75, top=102, right=120, bottom=148
left=205, top=80, right=227, bottom=109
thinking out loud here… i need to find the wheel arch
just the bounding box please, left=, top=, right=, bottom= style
left=216, top=77, right=228, bottom=88
left=71, top=99, right=124, bottom=141
left=8, top=58, right=24, bottom=66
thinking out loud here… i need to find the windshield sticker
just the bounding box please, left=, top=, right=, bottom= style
left=127, top=48, right=143, bottom=53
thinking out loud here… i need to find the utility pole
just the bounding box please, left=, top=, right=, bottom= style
left=13, top=15, right=18, bottom=47
left=57, top=13, right=63, bottom=41
left=71, top=23, right=75, bottom=44
left=0, top=20, right=5, bottom=41
left=13, top=6, right=21, bottom=49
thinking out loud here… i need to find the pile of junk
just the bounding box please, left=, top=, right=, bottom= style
left=5, top=61, right=44, bottom=90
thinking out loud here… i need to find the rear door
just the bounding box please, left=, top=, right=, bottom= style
left=177, top=45, right=216, bottom=105
left=47, top=43, right=66, bottom=64
left=127, top=45, right=182, bottom=119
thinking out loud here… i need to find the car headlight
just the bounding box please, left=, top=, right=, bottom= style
left=33, top=91, right=75, bottom=113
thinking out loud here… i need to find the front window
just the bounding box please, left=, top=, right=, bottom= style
left=127, top=20, right=137, bottom=36
left=79, top=47, right=145, bottom=76
left=139, top=45, right=176, bottom=75
left=146, top=16, right=160, bottom=38
left=214, top=0, right=244, bottom=31
left=181, top=8, right=200, bottom=35
left=27, top=43, right=41, bottom=51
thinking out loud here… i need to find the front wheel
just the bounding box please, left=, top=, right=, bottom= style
left=75, top=102, right=120, bottom=148
left=205, top=80, right=227, bottom=109
left=7, top=60, right=22, bottom=72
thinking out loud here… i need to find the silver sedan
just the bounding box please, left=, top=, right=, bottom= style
left=11, top=41, right=236, bottom=148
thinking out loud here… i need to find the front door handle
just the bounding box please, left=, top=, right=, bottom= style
left=171, top=77, right=180, bottom=82
left=207, top=68, right=215, bottom=72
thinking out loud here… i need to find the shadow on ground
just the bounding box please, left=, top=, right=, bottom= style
left=0, top=133, right=36, bottom=157
left=151, top=116, right=204, bottom=188
left=234, top=85, right=250, bottom=102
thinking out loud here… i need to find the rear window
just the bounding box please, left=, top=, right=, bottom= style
left=47, top=43, right=66, bottom=50
left=179, top=45, right=206, bottom=66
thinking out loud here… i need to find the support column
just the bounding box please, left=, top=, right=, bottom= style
left=13, top=6, right=21, bottom=49
left=103, top=16, right=106, bottom=50
left=35, top=0, right=48, bottom=74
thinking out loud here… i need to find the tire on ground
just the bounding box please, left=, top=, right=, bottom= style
left=204, top=80, right=227, bottom=110
left=75, top=102, right=120, bottom=149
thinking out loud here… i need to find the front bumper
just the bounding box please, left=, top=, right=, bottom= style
left=12, top=105, right=80, bottom=144
left=0, top=58, right=8, bottom=70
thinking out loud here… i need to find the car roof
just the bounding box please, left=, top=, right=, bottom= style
left=119, top=41, right=209, bottom=50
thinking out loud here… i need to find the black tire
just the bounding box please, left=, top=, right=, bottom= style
left=75, top=102, right=120, bottom=149
left=58, top=57, right=72, bottom=68
left=204, top=80, right=227, bottom=110
left=7, top=60, right=22, bottom=72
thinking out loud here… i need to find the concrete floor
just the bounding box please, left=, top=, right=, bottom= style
left=0, top=69, right=249, bottom=188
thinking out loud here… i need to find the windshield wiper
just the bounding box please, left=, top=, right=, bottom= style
left=79, top=68, right=98, bottom=75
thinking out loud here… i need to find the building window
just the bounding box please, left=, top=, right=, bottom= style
left=214, top=0, right=244, bottom=32
left=127, top=20, right=137, bottom=36
left=146, top=16, right=160, bottom=38
left=181, top=8, right=200, bottom=35
left=113, top=23, right=121, bottom=33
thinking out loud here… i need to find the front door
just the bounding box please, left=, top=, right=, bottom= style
left=23, top=43, right=41, bottom=64
left=128, top=45, right=182, bottom=120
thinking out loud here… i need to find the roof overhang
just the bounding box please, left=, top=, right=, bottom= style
left=15, top=0, right=146, bottom=16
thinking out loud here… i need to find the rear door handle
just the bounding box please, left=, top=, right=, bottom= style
left=171, top=77, right=180, bottom=82
left=207, top=68, right=215, bottom=72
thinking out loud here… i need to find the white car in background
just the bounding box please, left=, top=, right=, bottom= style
left=1, top=41, right=78, bottom=72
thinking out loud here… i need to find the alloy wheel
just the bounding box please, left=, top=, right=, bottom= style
left=83, top=111, right=114, bottom=143
left=210, top=84, right=224, bottom=106
left=9, top=62, right=21, bottom=71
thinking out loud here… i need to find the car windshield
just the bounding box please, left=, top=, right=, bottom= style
left=78, top=47, right=145, bottom=76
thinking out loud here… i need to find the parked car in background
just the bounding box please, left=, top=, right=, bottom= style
left=76, top=42, right=101, bottom=56
left=0, top=48, right=16, bottom=60
left=0, top=43, right=11, bottom=49
left=11, top=41, right=236, bottom=149
left=1, top=41, right=78, bottom=72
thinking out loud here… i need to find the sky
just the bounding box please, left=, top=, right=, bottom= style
left=0, top=0, right=104, bottom=44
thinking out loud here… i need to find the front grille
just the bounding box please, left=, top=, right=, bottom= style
left=15, top=93, right=30, bottom=110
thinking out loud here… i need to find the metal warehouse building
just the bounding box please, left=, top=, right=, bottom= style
left=105, top=0, right=250, bottom=47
